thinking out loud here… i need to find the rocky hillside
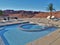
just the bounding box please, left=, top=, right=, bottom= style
left=3, top=10, right=60, bottom=18
left=33, top=11, right=60, bottom=18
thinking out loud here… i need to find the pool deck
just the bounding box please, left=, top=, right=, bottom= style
left=26, top=29, right=60, bottom=45
left=0, top=20, right=28, bottom=26
left=20, top=18, right=60, bottom=27
left=0, top=18, right=60, bottom=27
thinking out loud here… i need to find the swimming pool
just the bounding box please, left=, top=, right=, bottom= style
left=0, top=23, right=57, bottom=45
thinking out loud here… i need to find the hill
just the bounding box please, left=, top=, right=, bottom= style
left=3, top=10, right=60, bottom=18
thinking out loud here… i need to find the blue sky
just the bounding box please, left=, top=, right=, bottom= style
left=0, top=0, right=60, bottom=11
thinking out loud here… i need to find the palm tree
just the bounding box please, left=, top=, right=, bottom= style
left=47, top=3, right=55, bottom=18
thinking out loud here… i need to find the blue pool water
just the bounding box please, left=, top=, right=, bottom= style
left=0, top=23, right=57, bottom=45
left=20, top=23, right=45, bottom=30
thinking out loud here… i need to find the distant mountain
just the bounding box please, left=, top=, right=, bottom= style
left=2, top=10, right=60, bottom=18
left=3, top=10, right=40, bottom=18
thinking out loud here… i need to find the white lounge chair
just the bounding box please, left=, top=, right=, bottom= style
left=17, top=19, right=23, bottom=21
left=12, top=19, right=17, bottom=21
left=30, top=22, right=34, bottom=24
left=51, top=16, right=55, bottom=19
left=47, top=16, right=51, bottom=19
left=50, top=16, right=60, bottom=21
left=1, top=20, right=6, bottom=23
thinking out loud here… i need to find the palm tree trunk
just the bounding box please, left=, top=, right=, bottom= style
left=50, top=11, right=52, bottom=19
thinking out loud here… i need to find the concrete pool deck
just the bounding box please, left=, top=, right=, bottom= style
left=0, top=18, right=60, bottom=27
left=20, top=18, right=60, bottom=27
left=0, top=20, right=28, bottom=26
left=27, top=29, right=60, bottom=45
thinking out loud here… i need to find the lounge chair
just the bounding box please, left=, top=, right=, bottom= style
left=17, top=19, right=23, bottom=21
left=51, top=16, right=55, bottom=19
left=1, top=20, right=6, bottom=23
left=6, top=19, right=13, bottom=22
left=47, top=16, right=51, bottom=20
left=12, top=19, right=17, bottom=21
left=30, top=22, right=34, bottom=23
left=51, top=16, right=59, bottom=21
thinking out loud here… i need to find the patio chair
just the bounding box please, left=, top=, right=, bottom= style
left=17, top=19, right=24, bottom=21
left=51, top=16, right=59, bottom=21
left=51, top=16, right=55, bottom=19
left=1, top=20, right=6, bottom=23
left=12, top=19, right=17, bottom=21
left=47, top=16, right=51, bottom=20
